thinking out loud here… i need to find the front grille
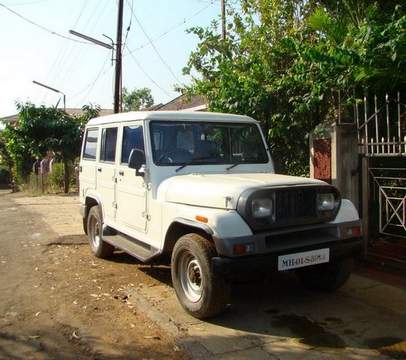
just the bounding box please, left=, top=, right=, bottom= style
left=275, top=188, right=317, bottom=221
left=237, top=184, right=340, bottom=233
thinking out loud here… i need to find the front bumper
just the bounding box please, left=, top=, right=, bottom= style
left=212, top=237, right=362, bottom=280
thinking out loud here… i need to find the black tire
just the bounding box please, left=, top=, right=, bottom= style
left=171, top=233, right=230, bottom=319
left=87, top=206, right=114, bottom=259
left=297, top=257, right=354, bottom=292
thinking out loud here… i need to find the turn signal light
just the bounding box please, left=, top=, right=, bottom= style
left=195, top=215, right=208, bottom=223
left=233, top=243, right=255, bottom=255
left=347, top=226, right=361, bottom=237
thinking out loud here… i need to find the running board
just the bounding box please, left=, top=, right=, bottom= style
left=102, top=228, right=159, bottom=263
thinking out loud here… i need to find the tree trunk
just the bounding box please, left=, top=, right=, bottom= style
left=63, top=159, right=70, bottom=194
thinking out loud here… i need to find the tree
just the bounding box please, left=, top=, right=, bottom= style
left=2, top=103, right=99, bottom=193
left=183, top=0, right=406, bottom=174
left=0, top=132, right=14, bottom=189
left=122, top=87, right=154, bottom=111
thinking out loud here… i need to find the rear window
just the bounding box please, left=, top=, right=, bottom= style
left=83, top=128, right=98, bottom=160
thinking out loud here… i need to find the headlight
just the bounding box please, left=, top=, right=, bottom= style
left=252, top=198, right=273, bottom=218
left=316, top=193, right=336, bottom=211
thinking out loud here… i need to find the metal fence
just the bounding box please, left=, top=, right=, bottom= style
left=353, top=92, right=406, bottom=156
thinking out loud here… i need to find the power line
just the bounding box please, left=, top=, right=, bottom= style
left=79, top=57, right=112, bottom=104
left=0, top=2, right=92, bottom=45
left=125, top=3, right=212, bottom=55
left=125, top=0, right=181, bottom=84
left=70, top=55, right=111, bottom=100
left=125, top=44, right=172, bottom=98
left=3, top=0, right=49, bottom=6
left=123, top=0, right=133, bottom=49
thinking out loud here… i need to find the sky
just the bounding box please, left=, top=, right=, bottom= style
left=0, top=0, right=222, bottom=117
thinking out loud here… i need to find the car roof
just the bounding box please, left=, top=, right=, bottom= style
left=86, top=111, right=258, bottom=127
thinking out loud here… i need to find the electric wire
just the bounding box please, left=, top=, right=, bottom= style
left=0, top=2, right=92, bottom=45
left=3, top=0, right=49, bottom=6
left=125, top=44, right=172, bottom=98
left=70, top=55, right=111, bottom=101
left=125, top=0, right=181, bottom=84
left=125, top=2, right=212, bottom=55
left=123, top=0, right=134, bottom=49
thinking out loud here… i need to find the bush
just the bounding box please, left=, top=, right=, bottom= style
left=48, top=162, right=65, bottom=191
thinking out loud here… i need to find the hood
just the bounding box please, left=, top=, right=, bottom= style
left=162, top=173, right=326, bottom=209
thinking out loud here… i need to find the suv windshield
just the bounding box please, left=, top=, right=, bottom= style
left=150, top=121, right=269, bottom=166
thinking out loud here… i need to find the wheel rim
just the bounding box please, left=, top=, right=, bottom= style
left=179, top=252, right=203, bottom=303
left=89, top=214, right=101, bottom=249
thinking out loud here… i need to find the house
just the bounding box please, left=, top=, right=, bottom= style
left=155, top=94, right=207, bottom=112
left=1, top=108, right=114, bottom=127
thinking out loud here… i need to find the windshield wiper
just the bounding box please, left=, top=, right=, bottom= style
left=175, top=162, right=190, bottom=172
left=175, top=157, right=217, bottom=172
left=226, top=163, right=240, bottom=171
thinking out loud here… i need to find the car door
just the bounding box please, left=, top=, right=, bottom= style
left=116, top=122, right=147, bottom=233
left=96, top=126, right=118, bottom=222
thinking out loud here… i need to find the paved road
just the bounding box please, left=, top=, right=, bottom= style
left=1, top=192, right=405, bottom=360
left=127, top=267, right=406, bottom=359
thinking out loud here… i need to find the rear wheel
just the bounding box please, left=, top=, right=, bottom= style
left=297, top=257, right=354, bottom=292
left=171, top=233, right=229, bottom=319
left=87, top=206, right=114, bottom=258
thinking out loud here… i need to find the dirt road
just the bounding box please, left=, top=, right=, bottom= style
left=1, top=192, right=406, bottom=360
left=0, top=192, right=184, bottom=360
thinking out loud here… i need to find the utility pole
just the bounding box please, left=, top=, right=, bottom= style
left=221, top=0, right=226, bottom=40
left=70, top=1, right=124, bottom=114
left=114, top=0, right=124, bottom=113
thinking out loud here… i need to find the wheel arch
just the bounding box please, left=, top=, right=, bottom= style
left=83, top=195, right=102, bottom=234
left=163, top=218, right=217, bottom=255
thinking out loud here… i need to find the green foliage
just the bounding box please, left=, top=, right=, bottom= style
left=183, top=0, right=406, bottom=174
left=122, top=87, right=154, bottom=111
left=2, top=102, right=99, bottom=193
left=48, top=162, right=67, bottom=192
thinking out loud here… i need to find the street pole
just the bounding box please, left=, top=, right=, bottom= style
left=33, top=80, right=66, bottom=111
left=221, top=0, right=226, bottom=40
left=114, top=0, right=124, bottom=113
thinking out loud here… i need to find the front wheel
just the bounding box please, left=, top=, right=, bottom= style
left=171, top=234, right=230, bottom=319
left=296, top=257, right=354, bottom=292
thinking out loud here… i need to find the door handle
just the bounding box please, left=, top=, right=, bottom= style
left=97, top=168, right=102, bottom=172
left=119, top=171, right=124, bottom=176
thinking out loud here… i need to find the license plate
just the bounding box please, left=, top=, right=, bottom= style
left=278, top=248, right=330, bottom=271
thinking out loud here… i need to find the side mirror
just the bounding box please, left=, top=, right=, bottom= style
left=128, top=149, right=146, bottom=176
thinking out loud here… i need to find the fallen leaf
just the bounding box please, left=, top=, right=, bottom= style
left=143, top=335, right=161, bottom=340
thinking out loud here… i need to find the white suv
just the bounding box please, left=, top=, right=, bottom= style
left=79, top=111, right=362, bottom=318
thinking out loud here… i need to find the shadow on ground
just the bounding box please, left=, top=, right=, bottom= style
left=129, top=264, right=406, bottom=359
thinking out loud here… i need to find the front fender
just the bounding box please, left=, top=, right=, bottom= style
left=161, top=202, right=253, bottom=253
left=331, top=199, right=360, bottom=224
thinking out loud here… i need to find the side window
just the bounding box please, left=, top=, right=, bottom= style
left=83, top=128, right=99, bottom=160
left=100, top=127, right=118, bottom=163
left=121, top=125, right=144, bottom=164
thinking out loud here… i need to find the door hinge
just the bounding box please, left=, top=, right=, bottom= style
left=142, top=183, right=152, bottom=190
left=142, top=212, right=151, bottom=221
left=113, top=201, right=117, bottom=209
